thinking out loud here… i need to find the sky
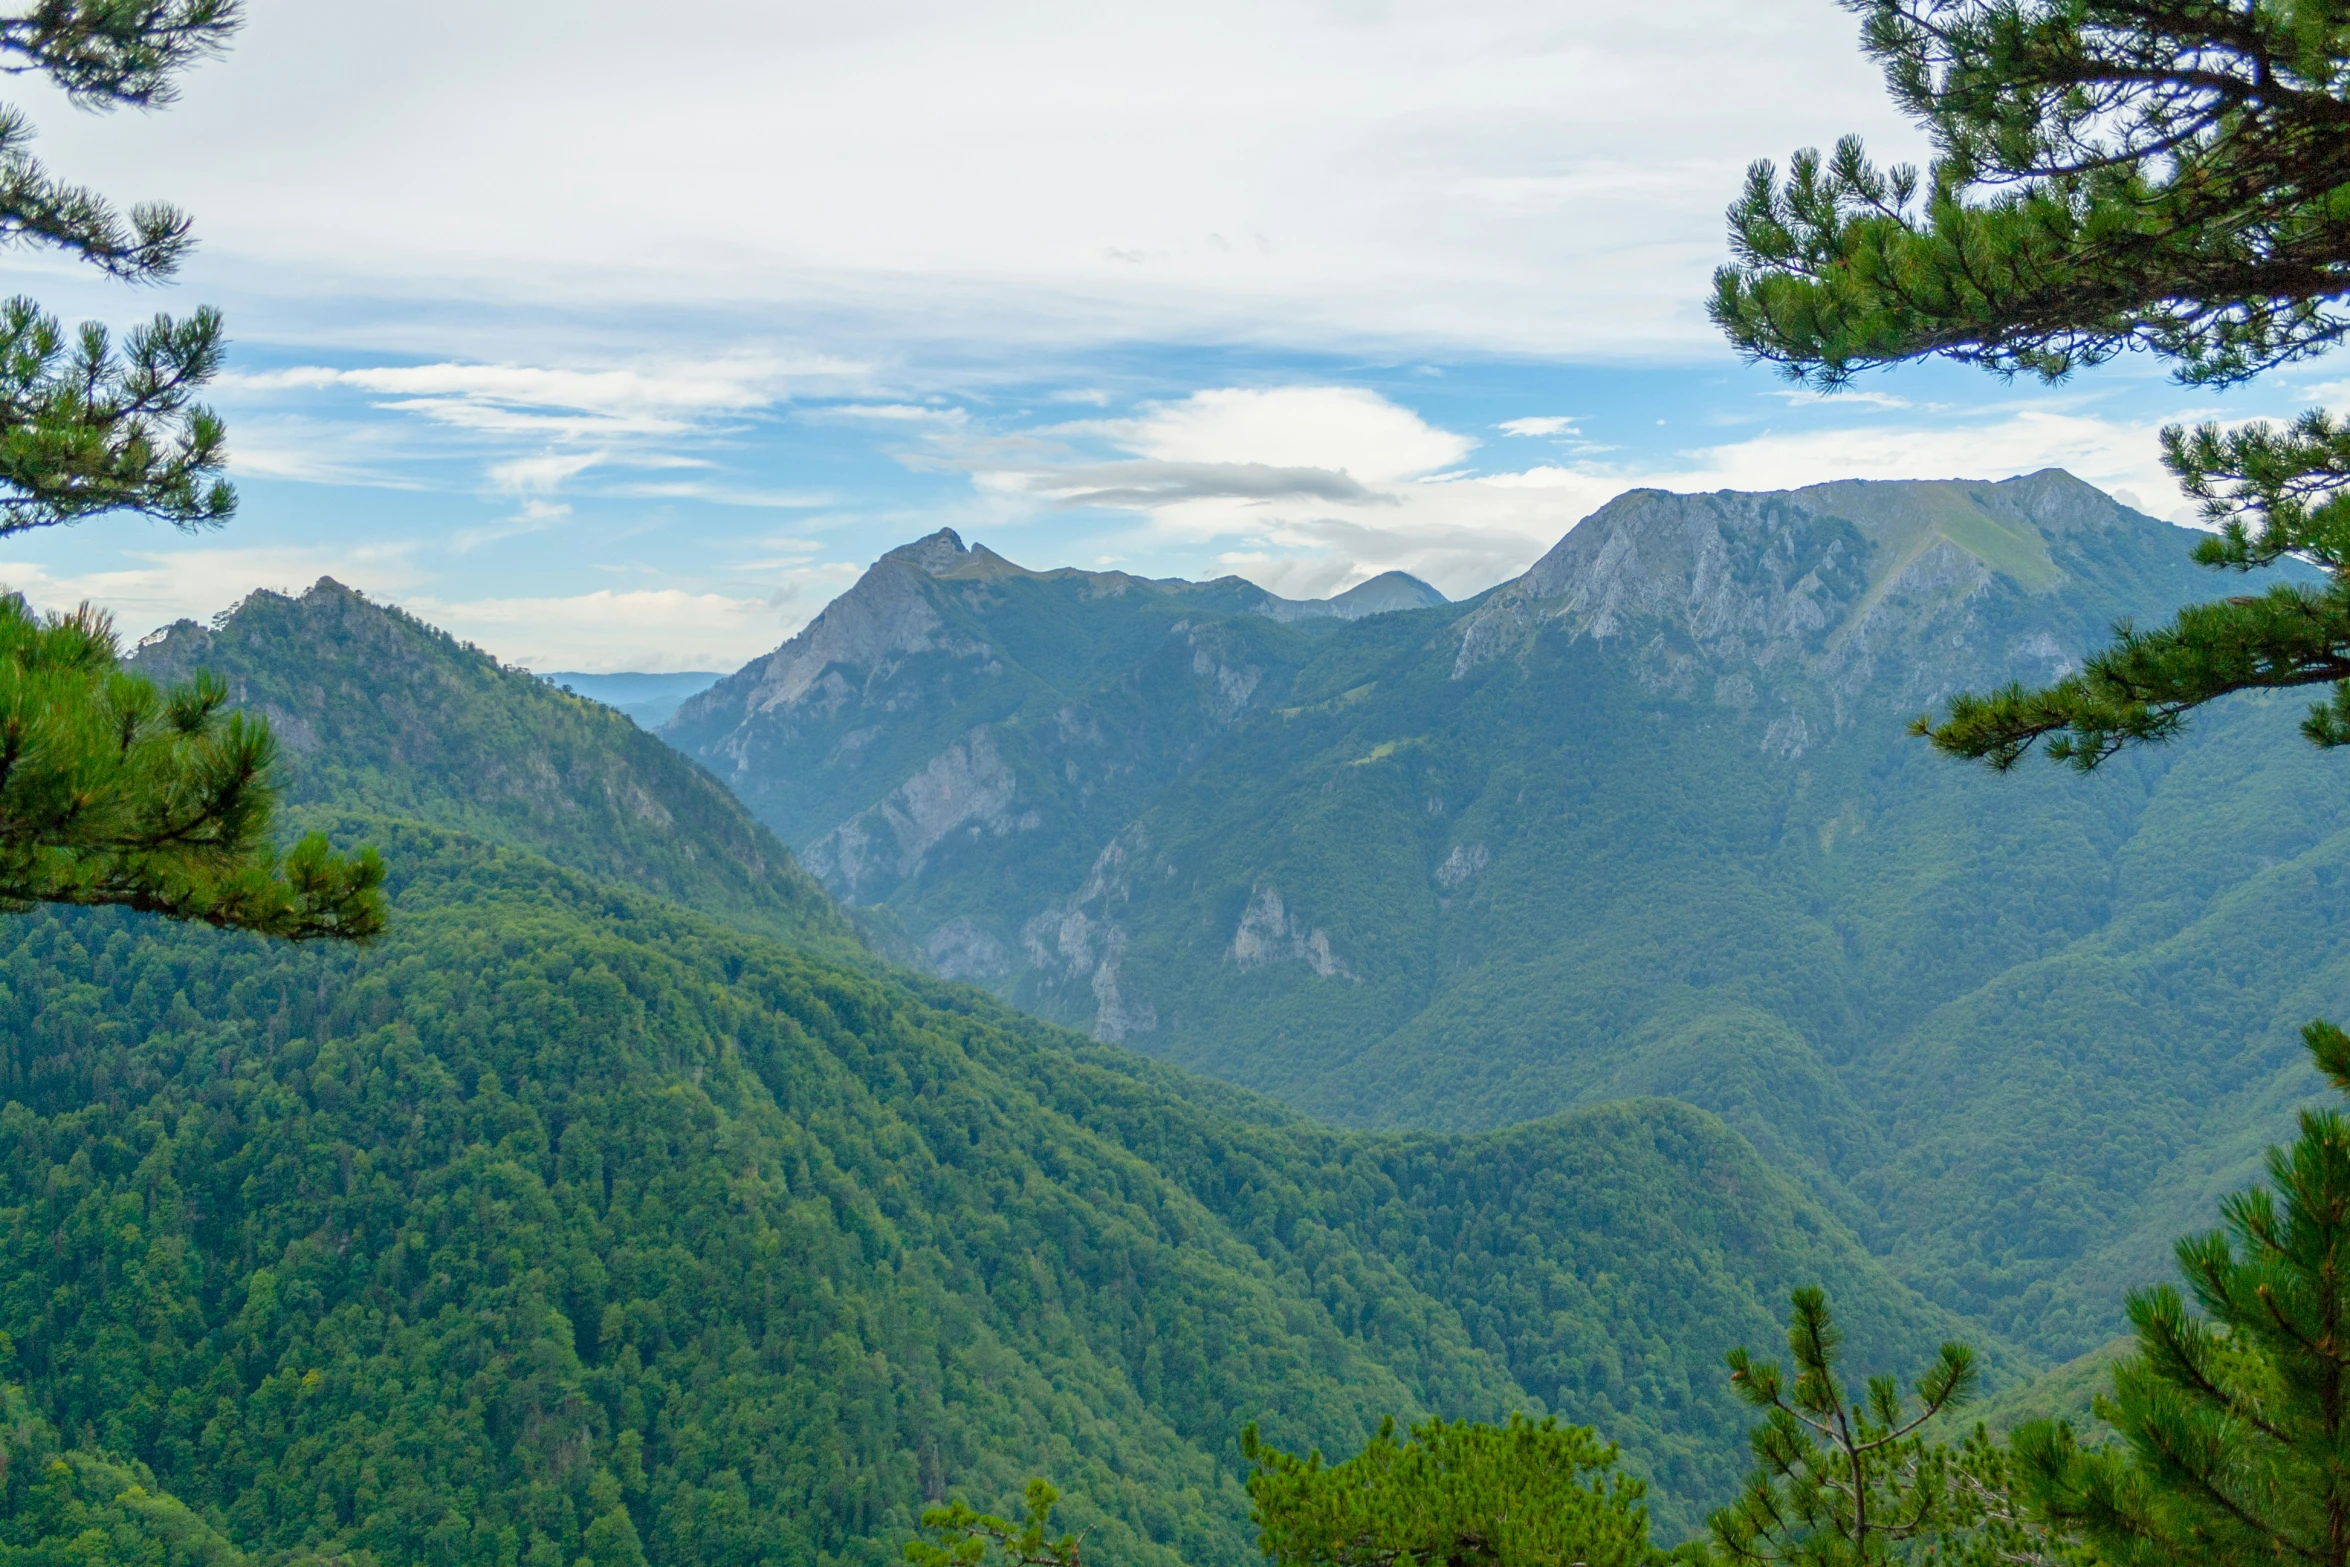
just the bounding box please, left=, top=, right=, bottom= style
left=0, top=0, right=2335, bottom=672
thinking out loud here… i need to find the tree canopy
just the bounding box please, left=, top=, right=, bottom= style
left=2013, top=1019, right=2350, bottom=1566
left=1712, top=1, right=2350, bottom=768
left=1707, top=1289, right=1977, bottom=1567
left=0, top=0, right=239, bottom=531
left=1238, top=1412, right=1660, bottom=1567
left=0, top=596, right=382, bottom=937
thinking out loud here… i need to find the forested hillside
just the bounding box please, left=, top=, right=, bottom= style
left=0, top=587, right=1980, bottom=1564
left=132, top=584, right=848, bottom=955
left=666, top=472, right=2350, bottom=1362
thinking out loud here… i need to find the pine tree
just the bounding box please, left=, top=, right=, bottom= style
left=1708, top=1288, right=1991, bottom=1567
left=0, top=1, right=239, bottom=531
left=0, top=2, right=380, bottom=937
left=1238, top=1412, right=1661, bottom=1567
left=0, top=595, right=380, bottom=936
left=905, top=1481, right=1086, bottom=1567
left=2011, top=1019, right=2350, bottom=1567
left=1711, top=2, right=2350, bottom=769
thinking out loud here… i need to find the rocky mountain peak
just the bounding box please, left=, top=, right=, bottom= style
left=882, top=528, right=973, bottom=574
left=138, top=577, right=436, bottom=681
left=1450, top=472, right=2167, bottom=695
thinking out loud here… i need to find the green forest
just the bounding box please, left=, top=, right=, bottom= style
left=0, top=802, right=1959, bottom=1565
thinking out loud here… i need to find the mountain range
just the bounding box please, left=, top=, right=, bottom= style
left=0, top=574, right=1988, bottom=1567
left=8, top=466, right=2340, bottom=1567
left=664, top=470, right=2350, bottom=1361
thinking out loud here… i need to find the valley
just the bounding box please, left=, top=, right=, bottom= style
left=665, top=472, right=2350, bottom=1363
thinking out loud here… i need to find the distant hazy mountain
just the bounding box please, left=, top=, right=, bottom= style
left=542, top=668, right=725, bottom=728
left=666, top=471, right=2350, bottom=1360
left=663, top=533, right=1449, bottom=921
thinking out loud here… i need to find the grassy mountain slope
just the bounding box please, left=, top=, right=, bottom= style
left=131, top=582, right=849, bottom=955
left=1969, top=1339, right=2129, bottom=1440
left=663, top=473, right=2350, bottom=1364
left=0, top=587, right=1984, bottom=1560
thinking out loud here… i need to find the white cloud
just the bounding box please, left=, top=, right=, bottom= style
left=28, top=0, right=1910, bottom=360
left=0, top=545, right=428, bottom=640
left=223, top=414, right=433, bottom=488
left=1657, top=408, right=2197, bottom=514
left=1498, top=416, right=1578, bottom=437
left=209, top=350, right=885, bottom=506
left=454, top=498, right=574, bottom=553
left=401, top=588, right=795, bottom=673
left=490, top=452, right=606, bottom=492
left=1030, top=460, right=1391, bottom=509
left=805, top=403, right=969, bottom=424
left=224, top=358, right=853, bottom=416
left=221, top=356, right=874, bottom=466
left=605, top=481, right=833, bottom=508
left=1099, top=387, right=1476, bottom=481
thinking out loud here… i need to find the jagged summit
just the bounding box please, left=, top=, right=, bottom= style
left=644, top=464, right=2345, bottom=1395
left=668, top=534, right=1456, bottom=751
left=880, top=527, right=973, bottom=574
left=872, top=527, right=1446, bottom=614
left=1451, top=470, right=2195, bottom=701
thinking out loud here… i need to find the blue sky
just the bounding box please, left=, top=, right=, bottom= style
left=0, top=0, right=2331, bottom=671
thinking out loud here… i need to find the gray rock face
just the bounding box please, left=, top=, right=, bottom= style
left=1434, top=842, right=1489, bottom=891
left=925, top=916, right=1010, bottom=981
left=1450, top=471, right=2142, bottom=725
left=674, top=531, right=987, bottom=749
left=1021, top=826, right=1157, bottom=1041
left=802, top=726, right=1039, bottom=901
left=1230, top=883, right=1355, bottom=980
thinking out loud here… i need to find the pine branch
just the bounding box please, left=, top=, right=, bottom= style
left=0, top=293, right=232, bottom=529
left=0, top=2, right=241, bottom=107
left=0, top=595, right=382, bottom=939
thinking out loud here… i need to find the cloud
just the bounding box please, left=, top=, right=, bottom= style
left=402, top=587, right=797, bottom=673
left=222, top=414, right=435, bottom=489
left=804, top=403, right=969, bottom=424
left=454, top=497, right=574, bottom=553
left=1767, top=387, right=1916, bottom=410
left=0, top=545, right=428, bottom=640
left=38, top=0, right=1911, bottom=360
left=489, top=451, right=606, bottom=492
left=208, top=350, right=889, bottom=512
left=1657, top=407, right=2196, bottom=512
left=961, top=382, right=2216, bottom=604
left=221, top=356, right=874, bottom=474
left=225, top=358, right=853, bottom=418
left=604, top=481, right=834, bottom=508
left=1097, top=387, right=1476, bottom=482
left=1032, top=460, right=1391, bottom=509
